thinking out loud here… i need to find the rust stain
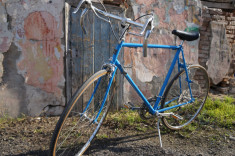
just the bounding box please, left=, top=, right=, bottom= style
left=24, top=11, right=62, bottom=41
left=18, top=11, right=64, bottom=96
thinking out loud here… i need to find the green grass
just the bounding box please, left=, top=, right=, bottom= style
left=198, top=96, right=235, bottom=128
left=96, top=133, right=109, bottom=139
left=0, top=113, right=26, bottom=127
left=106, top=109, right=150, bottom=131
left=106, top=96, right=235, bottom=133
left=107, top=109, right=144, bottom=126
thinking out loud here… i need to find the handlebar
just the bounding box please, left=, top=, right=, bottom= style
left=73, top=0, right=89, bottom=14
left=73, top=0, right=154, bottom=57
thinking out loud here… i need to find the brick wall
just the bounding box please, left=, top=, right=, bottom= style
left=226, top=11, right=235, bottom=75
left=199, top=7, right=235, bottom=94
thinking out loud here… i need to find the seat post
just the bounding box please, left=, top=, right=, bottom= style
left=180, top=40, right=184, bottom=46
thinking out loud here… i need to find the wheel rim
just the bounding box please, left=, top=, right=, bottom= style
left=162, top=65, right=209, bottom=130
left=52, top=72, right=110, bottom=156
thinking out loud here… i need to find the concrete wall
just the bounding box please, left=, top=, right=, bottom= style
left=0, top=0, right=65, bottom=117
left=123, top=0, right=202, bottom=105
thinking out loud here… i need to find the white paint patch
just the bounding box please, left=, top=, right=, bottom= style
left=32, top=46, right=37, bottom=58
left=38, top=76, right=44, bottom=84
left=134, top=57, right=155, bottom=82
left=173, top=0, right=185, bottom=14
left=54, top=47, right=60, bottom=60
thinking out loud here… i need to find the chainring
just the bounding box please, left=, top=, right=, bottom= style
left=139, top=97, right=157, bottom=120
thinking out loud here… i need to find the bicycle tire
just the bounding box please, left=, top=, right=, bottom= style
left=49, top=69, right=111, bottom=156
left=160, top=65, right=209, bottom=130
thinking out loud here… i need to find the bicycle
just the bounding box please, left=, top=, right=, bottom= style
left=49, top=0, right=209, bottom=155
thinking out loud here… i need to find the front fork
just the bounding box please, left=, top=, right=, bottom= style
left=94, top=66, right=117, bottom=122
left=81, top=64, right=117, bottom=124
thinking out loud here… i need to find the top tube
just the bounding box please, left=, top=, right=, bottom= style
left=122, top=43, right=180, bottom=50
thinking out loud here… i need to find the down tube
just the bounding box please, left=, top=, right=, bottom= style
left=153, top=48, right=181, bottom=110
left=115, top=60, right=156, bottom=115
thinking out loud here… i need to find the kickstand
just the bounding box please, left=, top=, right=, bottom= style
left=157, top=118, right=163, bottom=147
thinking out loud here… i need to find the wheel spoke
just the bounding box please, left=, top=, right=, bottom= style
left=49, top=70, right=111, bottom=156
left=161, top=65, right=209, bottom=130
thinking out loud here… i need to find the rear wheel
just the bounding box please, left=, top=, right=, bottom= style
left=161, top=65, right=209, bottom=130
left=50, top=70, right=111, bottom=156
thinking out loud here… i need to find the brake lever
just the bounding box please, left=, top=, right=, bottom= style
left=73, top=0, right=87, bottom=14
left=143, top=18, right=154, bottom=57
left=140, top=16, right=153, bottom=35
left=80, top=8, right=89, bottom=34
left=127, top=15, right=154, bottom=37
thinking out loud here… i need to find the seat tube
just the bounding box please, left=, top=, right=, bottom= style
left=178, top=48, right=182, bottom=95
left=181, top=48, right=193, bottom=99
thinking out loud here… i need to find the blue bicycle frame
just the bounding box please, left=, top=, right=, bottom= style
left=92, top=40, right=195, bottom=121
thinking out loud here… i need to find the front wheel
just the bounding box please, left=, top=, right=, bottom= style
left=161, top=65, right=209, bottom=130
left=49, top=70, right=111, bottom=156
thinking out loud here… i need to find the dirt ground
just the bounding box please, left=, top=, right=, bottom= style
left=0, top=115, right=234, bottom=156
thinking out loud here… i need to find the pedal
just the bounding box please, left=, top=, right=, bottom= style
left=124, top=102, right=141, bottom=110
left=171, top=114, right=183, bottom=120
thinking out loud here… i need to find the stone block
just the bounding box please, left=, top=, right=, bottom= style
left=208, top=8, right=223, bottom=15
left=200, top=41, right=211, bottom=46
left=199, top=35, right=209, bottom=41
left=216, top=86, right=229, bottom=94
left=207, top=21, right=232, bottom=85
left=201, top=45, right=210, bottom=50
left=229, top=87, right=235, bottom=94
left=227, top=17, right=235, bottom=21
left=198, top=61, right=207, bottom=67
left=200, top=26, right=207, bottom=31
left=42, top=105, right=64, bottom=116
left=230, top=78, right=235, bottom=86
left=212, top=15, right=225, bottom=21
left=199, top=50, right=209, bottom=54
left=199, top=53, right=209, bottom=58
left=226, top=26, right=235, bottom=30
left=0, top=53, right=3, bottom=82
left=226, top=30, right=235, bottom=34
left=226, top=34, right=235, bottom=38
left=229, top=21, right=235, bottom=26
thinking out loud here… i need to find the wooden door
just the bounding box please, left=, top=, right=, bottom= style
left=65, top=4, right=124, bottom=110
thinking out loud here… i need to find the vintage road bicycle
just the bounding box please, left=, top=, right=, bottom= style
left=49, top=0, right=209, bottom=155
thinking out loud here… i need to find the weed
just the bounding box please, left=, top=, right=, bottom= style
left=198, top=96, right=235, bottom=128
left=106, top=96, right=234, bottom=134
left=96, top=133, right=109, bottom=139
left=106, top=109, right=145, bottom=129
left=33, top=128, right=43, bottom=134
left=135, top=125, right=147, bottom=132
left=0, top=113, right=27, bottom=129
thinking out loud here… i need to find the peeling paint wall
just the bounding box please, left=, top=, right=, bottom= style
left=0, top=0, right=65, bottom=117
left=123, top=0, right=202, bottom=105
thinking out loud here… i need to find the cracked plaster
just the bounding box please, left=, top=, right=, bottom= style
left=0, top=0, right=65, bottom=117
left=123, top=0, right=202, bottom=104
